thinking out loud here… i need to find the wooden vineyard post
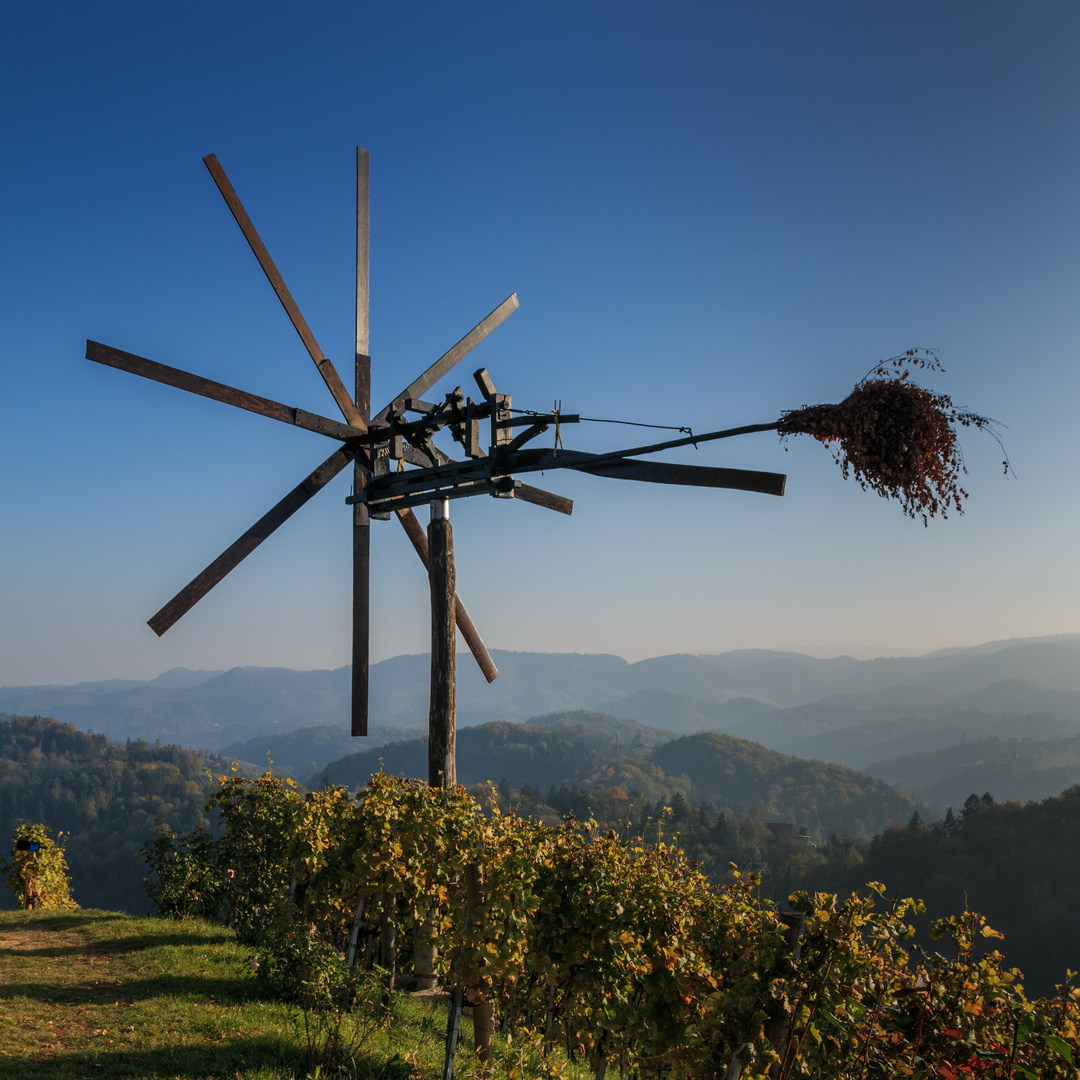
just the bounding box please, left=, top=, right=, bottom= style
left=413, top=917, right=438, bottom=992
left=766, top=911, right=806, bottom=1080
left=466, top=861, right=494, bottom=1068
left=442, top=860, right=488, bottom=1080
left=428, top=499, right=456, bottom=788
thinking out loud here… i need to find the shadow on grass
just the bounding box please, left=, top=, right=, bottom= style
left=0, top=932, right=232, bottom=958
left=0, top=910, right=233, bottom=956
left=0, top=1035, right=300, bottom=1080
left=0, top=971, right=274, bottom=1006
left=0, top=1036, right=420, bottom=1080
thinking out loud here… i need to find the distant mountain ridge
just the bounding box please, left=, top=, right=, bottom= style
left=2, top=637, right=1078, bottom=805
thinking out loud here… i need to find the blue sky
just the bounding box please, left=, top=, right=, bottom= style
left=3, top=2, right=1079, bottom=685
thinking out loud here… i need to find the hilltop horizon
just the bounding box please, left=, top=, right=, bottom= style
left=7, top=631, right=1080, bottom=691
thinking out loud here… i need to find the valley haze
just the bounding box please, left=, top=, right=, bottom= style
left=3, top=635, right=1079, bottom=808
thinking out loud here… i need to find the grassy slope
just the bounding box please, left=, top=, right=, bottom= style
left=0, top=910, right=560, bottom=1080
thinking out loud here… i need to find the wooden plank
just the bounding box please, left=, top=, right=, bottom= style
left=355, top=148, right=370, bottom=371
left=428, top=512, right=456, bottom=788
left=147, top=449, right=352, bottom=636
left=87, top=341, right=365, bottom=440
left=366, top=482, right=492, bottom=514
left=492, top=394, right=513, bottom=449
left=292, top=408, right=365, bottom=440
left=473, top=368, right=497, bottom=400
left=372, top=294, right=519, bottom=424
left=202, top=153, right=366, bottom=431
left=568, top=456, right=787, bottom=496
left=465, top=399, right=481, bottom=458
left=395, top=509, right=499, bottom=683
left=513, top=483, right=573, bottom=516
left=505, top=447, right=787, bottom=497
left=363, top=447, right=785, bottom=500
left=352, top=147, right=372, bottom=737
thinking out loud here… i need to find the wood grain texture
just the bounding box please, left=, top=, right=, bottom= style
left=427, top=516, right=456, bottom=788
left=567, top=455, right=787, bottom=496
left=372, top=294, right=519, bottom=425
left=513, top=483, right=574, bottom=515
left=352, top=147, right=372, bottom=736
left=87, top=341, right=365, bottom=441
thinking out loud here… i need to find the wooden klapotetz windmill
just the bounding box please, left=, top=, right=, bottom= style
left=86, top=149, right=796, bottom=784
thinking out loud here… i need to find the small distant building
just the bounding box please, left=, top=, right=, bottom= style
left=765, top=822, right=794, bottom=837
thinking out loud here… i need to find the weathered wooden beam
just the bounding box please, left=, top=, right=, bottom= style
left=473, top=368, right=496, bottom=400
left=513, top=483, right=573, bottom=515
left=202, top=153, right=366, bottom=431
left=568, top=456, right=787, bottom=497
left=428, top=504, right=456, bottom=788
left=372, top=294, right=519, bottom=425
left=86, top=341, right=365, bottom=441
left=148, top=448, right=352, bottom=636
left=360, top=444, right=786, bottom=503
left=352, top=147, right=372, bottom=738
left=464, top=398, right=481, bottom=458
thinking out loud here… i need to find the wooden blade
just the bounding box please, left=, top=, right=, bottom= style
left=148, top=449, right=352, bottom=636
left=394, top=508, right=499, bottom=683
left=351, top=147, right=371, bottom=737
left=354, top=148, right=371, bottom=421
left=372, top=294, right=519, bottom=424
left=564, top=454, right=786, bottom=496
left=513, top=483, right=573, bottom=515
left=86, top=341, right=364, bottom=441
left=202, top=153, right=366, bottom=431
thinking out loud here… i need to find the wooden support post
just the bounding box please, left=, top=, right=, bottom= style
left=413, top=915, right=438, bottom=991
left=465, top=862, right=494, bottom=1068
left=428, top=499, right=456, bottom=788
left=765, top=911, right=806, bottom=1080
left=346, top=892, right=367, bottom=969
left=381, top=893, right=397, bottom=991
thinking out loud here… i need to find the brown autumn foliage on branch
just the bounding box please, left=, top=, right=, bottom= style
left=778, top=349, right=1005, bottom=525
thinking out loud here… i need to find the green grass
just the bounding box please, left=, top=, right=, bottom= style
left=0, top=910, right=583, bottom=1080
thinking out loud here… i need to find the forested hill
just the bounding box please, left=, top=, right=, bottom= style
left=0, top=715, right=219, bottom=913
left=320, top=713, right=923, bottom=838
left=650, top=732, right=920, bottom=838
left=320, top=712, right=670, bottom=794
left=809, top=788, right=1080, bottom=996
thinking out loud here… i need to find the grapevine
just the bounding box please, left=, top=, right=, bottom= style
left=140, top=771, right=1080, bottom=1079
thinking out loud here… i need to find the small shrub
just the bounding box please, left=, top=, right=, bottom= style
left=3, top=823, right=79, bottom=910
left=256, top=922, right=389, bottom=1076
left=140, top=823, right=229, bottom=920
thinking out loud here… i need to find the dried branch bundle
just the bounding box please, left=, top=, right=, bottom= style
left=778, top=350, right=1002, bottom=525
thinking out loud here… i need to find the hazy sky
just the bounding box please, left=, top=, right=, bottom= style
left=3, top=2, right=1079, bottom=686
